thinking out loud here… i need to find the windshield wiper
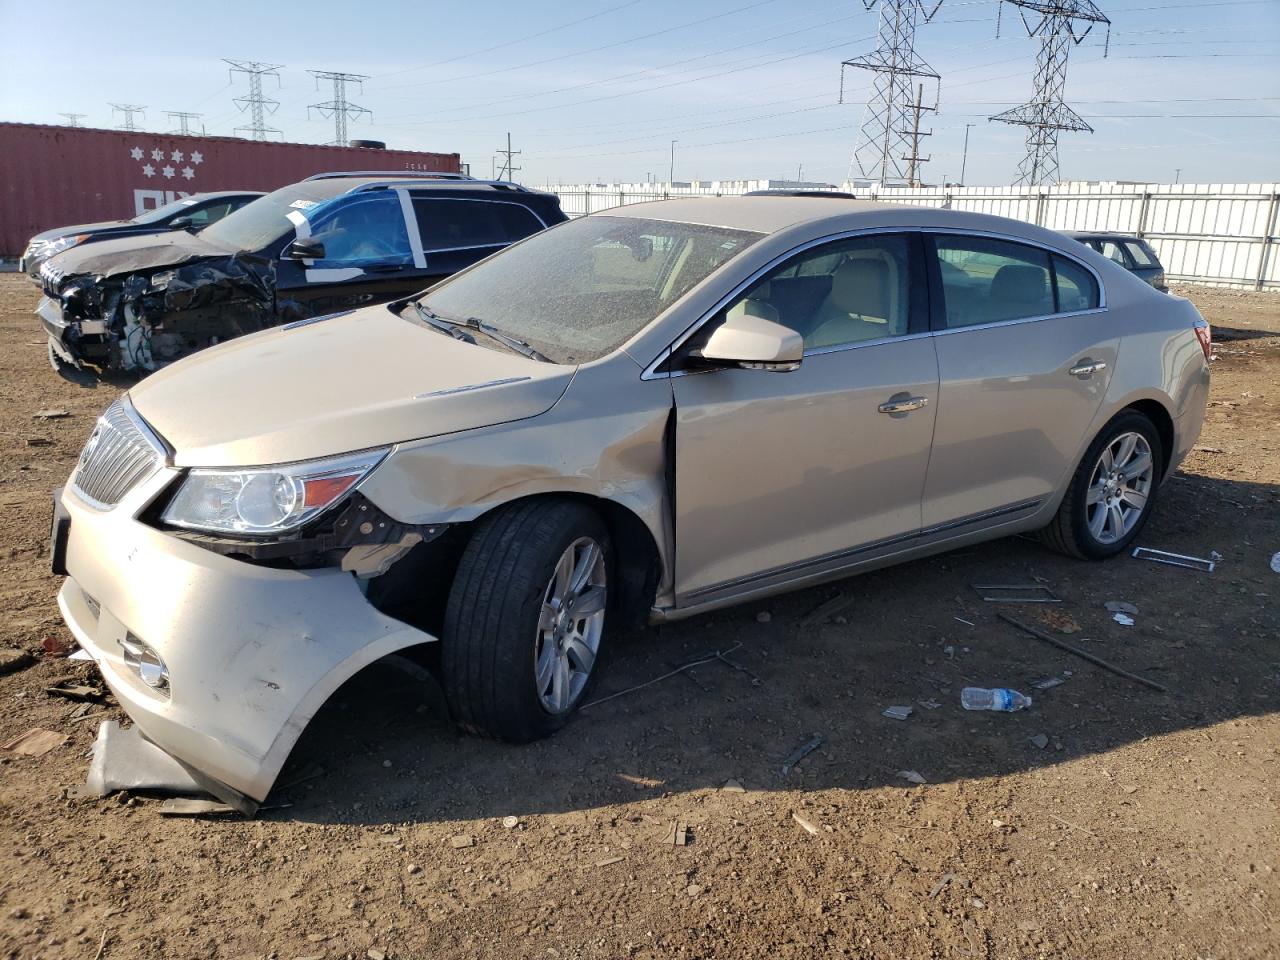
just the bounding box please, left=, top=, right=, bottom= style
left=411, top=302, right=475, bottom=345
left=459, top=317, right=552, bottom=363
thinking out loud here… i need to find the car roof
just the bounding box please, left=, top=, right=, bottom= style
left=1064, top=231, right=1141, bottom=240
left=600, top=195, right=902, bottom=234
left=189, top=190, right=266, bottom=201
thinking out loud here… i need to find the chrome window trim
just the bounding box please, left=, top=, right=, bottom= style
left=640, top=224, right=1105, bottom=380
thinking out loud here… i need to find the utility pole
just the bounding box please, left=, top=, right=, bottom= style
left=165, top=111, right=205, bottom=136
left=109, top=103, right=146, bottom=132
left=841, top=0, right=945, bottom=187
left=225, top=60, right=283, bottom=141
left=1174, top=168, right=1181, bottom=184
left=495, top=133, right=521, bottom=181
left=960, top=122, right=974, bottom=185
left=59, top=113, right=87, bottom=128
left=989, top=1, right=1110, bottom=186
left=903, top=82, right=934, bottom=187
left=308, top=70, right=371, bottom=146
left=669, top=140, right=677, bottom=184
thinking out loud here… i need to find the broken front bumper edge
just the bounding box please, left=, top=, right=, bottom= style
left=57, top=476, right=438, bottom=809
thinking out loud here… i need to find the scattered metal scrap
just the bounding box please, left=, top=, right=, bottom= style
left=972, top=583, right=1062, bottom=603
left=781, top=734, right=826, bottom=777
left=2, top=728, right=68, bottom=757
left=582, top=642, right=755, bottom=710
left=999, top=613, right=1170, bottom=693
left=882, top=705, right=913, bottom=721
left=1131, top=547, right=1215, bottom=573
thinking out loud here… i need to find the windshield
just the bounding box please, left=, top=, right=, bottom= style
left=416, top=215, right=761, bottom=364
left=131, top=196, right=198, bottom=225
left=200, top=182, right=343, bottom=253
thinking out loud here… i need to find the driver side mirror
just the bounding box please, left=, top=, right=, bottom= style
left=168, top=215, right=194, bottom=232
left=697, top=307, right=803, bottom=372
left=284, top=237, right=326, bottom=260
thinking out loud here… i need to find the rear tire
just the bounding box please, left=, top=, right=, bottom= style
left=441, top=499, right=610, bottom=741
left=1041, top=410, right=1163, bottom=560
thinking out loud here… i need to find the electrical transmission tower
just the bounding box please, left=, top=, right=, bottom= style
left=110, top=103, right=146, bottom=132
left=840, top=0, right=944, bottom=186
left=166, top=111, right=205, bottom=136
left=989, top=0, right=1110, bottom=185
left=308, top=70, right=371, bottom=146
left=59, top=113, right=87, bottom=127
left=495, top=133, right=521, bottom=181
left=225, top=60, right=283, bottom=141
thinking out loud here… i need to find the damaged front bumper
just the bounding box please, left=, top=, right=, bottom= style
left=38, top=296, right=110, bottom=367
left=56, top=470, right=437, bottom=811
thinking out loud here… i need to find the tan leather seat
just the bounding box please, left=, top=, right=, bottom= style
left=805, top=257, right=896, bottom=348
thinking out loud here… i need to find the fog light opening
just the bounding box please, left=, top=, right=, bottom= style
left=120, top=633, right=170, bottom=694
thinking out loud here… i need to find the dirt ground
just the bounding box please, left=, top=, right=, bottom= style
left=0, top=273, right=1276, bottom=960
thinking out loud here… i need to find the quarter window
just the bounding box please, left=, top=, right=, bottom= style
left=1122, top=240, right=1157, bottom=267
left=1053, top=255, right=1100, bottom=312
left=933, top=235, right=1053, bottom=327
left=724, top=234, right=914, bottom=350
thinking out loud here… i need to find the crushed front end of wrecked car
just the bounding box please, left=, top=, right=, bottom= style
left=40, top=250, right=277, bottom=374
left=54, top=396, right=448, bottom=813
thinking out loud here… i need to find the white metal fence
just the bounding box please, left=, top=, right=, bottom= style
left=543, top=181, right=1280, bottom=291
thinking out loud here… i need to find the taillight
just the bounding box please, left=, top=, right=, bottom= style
left=1193, top=317, right=1212, bottom=360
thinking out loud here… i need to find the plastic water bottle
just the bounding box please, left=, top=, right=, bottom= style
left=961, top=687, right=1032, bottom=712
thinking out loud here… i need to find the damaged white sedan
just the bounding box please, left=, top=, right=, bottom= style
left=51, top=197, right=1210, bottom=813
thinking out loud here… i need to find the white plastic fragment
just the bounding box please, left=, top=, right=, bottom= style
left=1112, top=612, right=1135, bottom=626
left=882, top=705, right=913, bottom=721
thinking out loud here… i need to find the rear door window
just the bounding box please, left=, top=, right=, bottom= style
left=932, top=235, right=1054, bottom=327
left=412, top=198, right=542, bottom=251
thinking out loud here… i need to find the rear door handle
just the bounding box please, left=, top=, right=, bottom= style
left=878, top=396, right=929, bottom=414
left=1069, top=359, right=1107, bottom=377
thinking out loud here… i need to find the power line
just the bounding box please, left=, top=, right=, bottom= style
left=165, top=111, right=205, bottom=136
left=109, top=103, right=146, bottom=132
left=841, top=1, right=947, bottom=186
left=225, top=60, right=283, bottom=141
left=990, top=1, right=1111, bottom=185
left=308, top=70, right=372, bottom=146
left=58, top=113, right=87, bottom=128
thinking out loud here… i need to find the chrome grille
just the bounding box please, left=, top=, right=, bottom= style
left=72, top=399, right=163, bottom=508
left=40, top=261, right=64, bottom=298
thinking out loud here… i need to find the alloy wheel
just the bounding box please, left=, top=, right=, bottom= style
left=1085, top=431, right=1155, bottom=545
left=534, top=537, right=606, bottom=714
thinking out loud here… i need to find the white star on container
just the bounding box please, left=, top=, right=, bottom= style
left=190, top=151, right=203, bottom=165
left=130, top=147, right=143, bottom=160
left=171, top=149, right=184, bottom=163
left=181, top=166, right=195, bottom=180
left=151, top=148, right=164, bottom=161
left=142, top=163, right=155, bottom=177
left=162, top=165, right=175, bottom=179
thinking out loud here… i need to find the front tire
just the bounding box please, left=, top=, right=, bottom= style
left=441, top=499, right=610, bottom=741
left=1041, top=411, right=1163, bottom=560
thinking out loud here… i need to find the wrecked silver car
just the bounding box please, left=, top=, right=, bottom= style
left=51, top=197, right=1210, bottom=813
left=37, top=171, right=565, bottom=375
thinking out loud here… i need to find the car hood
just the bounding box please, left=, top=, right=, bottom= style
left=129, top=304, right=576, bottom=467
left=31, top=220, right=134, bottom=243
left=48, top=229, right=228, bottom=279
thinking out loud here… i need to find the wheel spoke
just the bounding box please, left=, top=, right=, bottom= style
left=574, top=585, right=606, bottom=616
left=1124, top=452, right=1152, bottom=480
left=553, top=550, right=574, bottom=599
left=565, top=635, right=596, bottom=673
left=1121, top=486, right=1148, bottom=510
left=538, top=603, right=557, bottom=633
left=1088, top=504, right=1107, bottom=539
left=1086, top=481, right=1106, bottom=505
left=535, top=642, right=557, bottom=692
left=1099, top=446, right=1115, bottom=472
left=568, top=541, right=601, bottom=594
left=1107, top=503, right=1125, bottom=540
left=551, top=654, right=571, bottom=711
left=1114, top=433, right=1138, bottom=469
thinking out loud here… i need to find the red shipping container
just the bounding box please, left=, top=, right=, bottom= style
left=0, top=122, right=461, bottom=256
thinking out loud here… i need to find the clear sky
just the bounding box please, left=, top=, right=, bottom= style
left=1, top=0, right=1277, bottom=186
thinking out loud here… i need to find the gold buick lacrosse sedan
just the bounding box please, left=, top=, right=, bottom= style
left=51, top=196, right=1210, bottom=811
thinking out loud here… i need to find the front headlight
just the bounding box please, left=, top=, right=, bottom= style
left=160, top=448, right=388, bottom=536
left=46, top=233, right=91, bottom=256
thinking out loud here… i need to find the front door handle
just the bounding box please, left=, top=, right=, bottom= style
left=1069, top=359, right=1107, bottom=378
left=878, top=395, right=929, bottom=415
